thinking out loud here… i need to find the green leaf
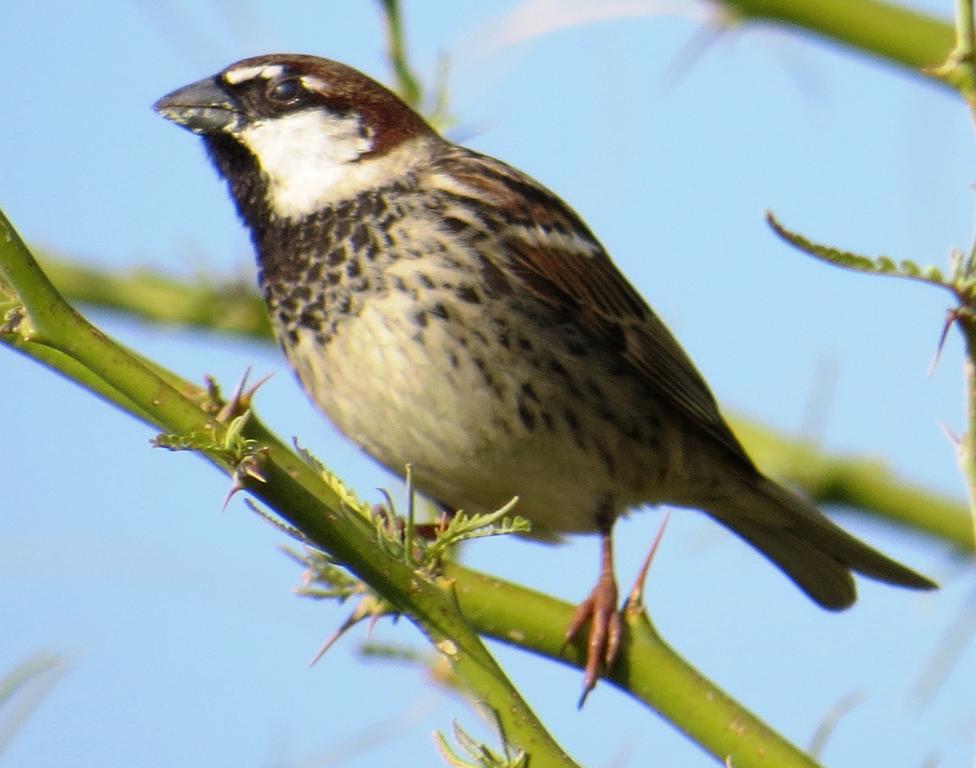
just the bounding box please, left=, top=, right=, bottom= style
left=432, top=716, right=527, bottom=768
left=423, top=498, right=530, bottom=566
left=765, top=211, right=951, bottom=292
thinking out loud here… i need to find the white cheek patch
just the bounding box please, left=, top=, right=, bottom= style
left=237, top=110, right=431, bottom=220
left=238, top=109, right=371, bottom=219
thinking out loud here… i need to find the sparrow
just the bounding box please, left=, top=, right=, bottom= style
left=154, top=53, right=936, bottom=699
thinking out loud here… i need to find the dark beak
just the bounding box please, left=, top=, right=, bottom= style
left=153, top=77, right=240, bottom=135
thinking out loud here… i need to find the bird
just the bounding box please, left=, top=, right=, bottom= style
left=154, top=53, right=936, bottom=699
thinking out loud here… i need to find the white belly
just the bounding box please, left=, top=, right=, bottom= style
left=283, top=289, right=651, bottom=535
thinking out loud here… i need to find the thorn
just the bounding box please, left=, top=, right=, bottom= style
left=238, top=452, right=268, bottom=484
left=220, top=453, right=268, bottom=511
left=308, top=611, right=362, bottom=668
left=215, top=368, right=273, bottom=422
left=366, top=610, right=383, bottom=638
left=372, top=498, right=401, bottom=538
left=204, top=374, right=220, bottom=401
left=661, top=12, right=727, bottom=88
left=221, top=458, right=266, bottom=511
left=308, top=595, right=390, bottom=667
left=623, top=511, right=671, bottom=614
left=938, top=420, right=962, bottom=447
left=215, top=367, right=251, bottom=422
left=221, top=476, right=247, bottom=511
left=808, top=692, right=864, bottom=758
left=375, top=490, right=396, bottom=517
left=929, top=308, right=959, bottom=378
left=239, top=371, right=274, bottom=410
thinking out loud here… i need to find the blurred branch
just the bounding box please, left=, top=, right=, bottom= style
left=376, top=0, right=453, bottom=130
left=377, top=0, right=422, bottom=108
left=0, top=654, right=65, bottom=757
left=806, top=693, right=862, bottom=760
left=909, top=581, right=976, bottom=705
left=487, top=1, right=952, bottom=91
left=929, top=0, right=976, bottom=105
left=722, top=0, right=953, bottom=86
left=39, top=253, right=272, bottom=339
left=1, top=210, right=821, bottom=767
left=732, top=418, right=974, bottom=555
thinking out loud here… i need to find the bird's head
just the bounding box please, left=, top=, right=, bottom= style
left=154, top=54, right=438, bottom=221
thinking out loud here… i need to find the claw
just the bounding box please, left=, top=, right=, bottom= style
left=562, top=529, right=620, bottom=706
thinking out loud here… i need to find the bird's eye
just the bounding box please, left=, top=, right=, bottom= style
left=266, top=77, right=302, bottom=104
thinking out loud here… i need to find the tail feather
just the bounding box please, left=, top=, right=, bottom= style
left=706, top=476, right=936, bottom=610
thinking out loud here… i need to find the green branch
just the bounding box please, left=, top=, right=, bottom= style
left=39, top=254, right=272, bottom=339
left=721, top=0, right=953, bottom=86
left=377, top=0, right=422, bottom=108
left=451, top=566, right=821, bottom=767
left=938, top=0, right=976, bottom=552
left=1, top=210, right=823, bottom=766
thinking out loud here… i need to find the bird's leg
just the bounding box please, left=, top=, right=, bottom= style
left=563, top=520, right=621, bottom=706
left=370, top=501, right=452, bottom=541
left=410, top=503, right=453, bottom=540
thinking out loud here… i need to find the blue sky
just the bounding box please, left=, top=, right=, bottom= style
left=2, top=1, right=974, bottom=766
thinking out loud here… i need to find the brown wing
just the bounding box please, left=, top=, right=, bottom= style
left=428, top=147, right=754, bottom=466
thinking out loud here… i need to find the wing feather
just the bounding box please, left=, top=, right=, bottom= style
left=427, top=148, right=753, bottom=466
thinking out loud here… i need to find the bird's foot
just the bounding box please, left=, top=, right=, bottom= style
left=563, top=570, right=621, bottom=707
